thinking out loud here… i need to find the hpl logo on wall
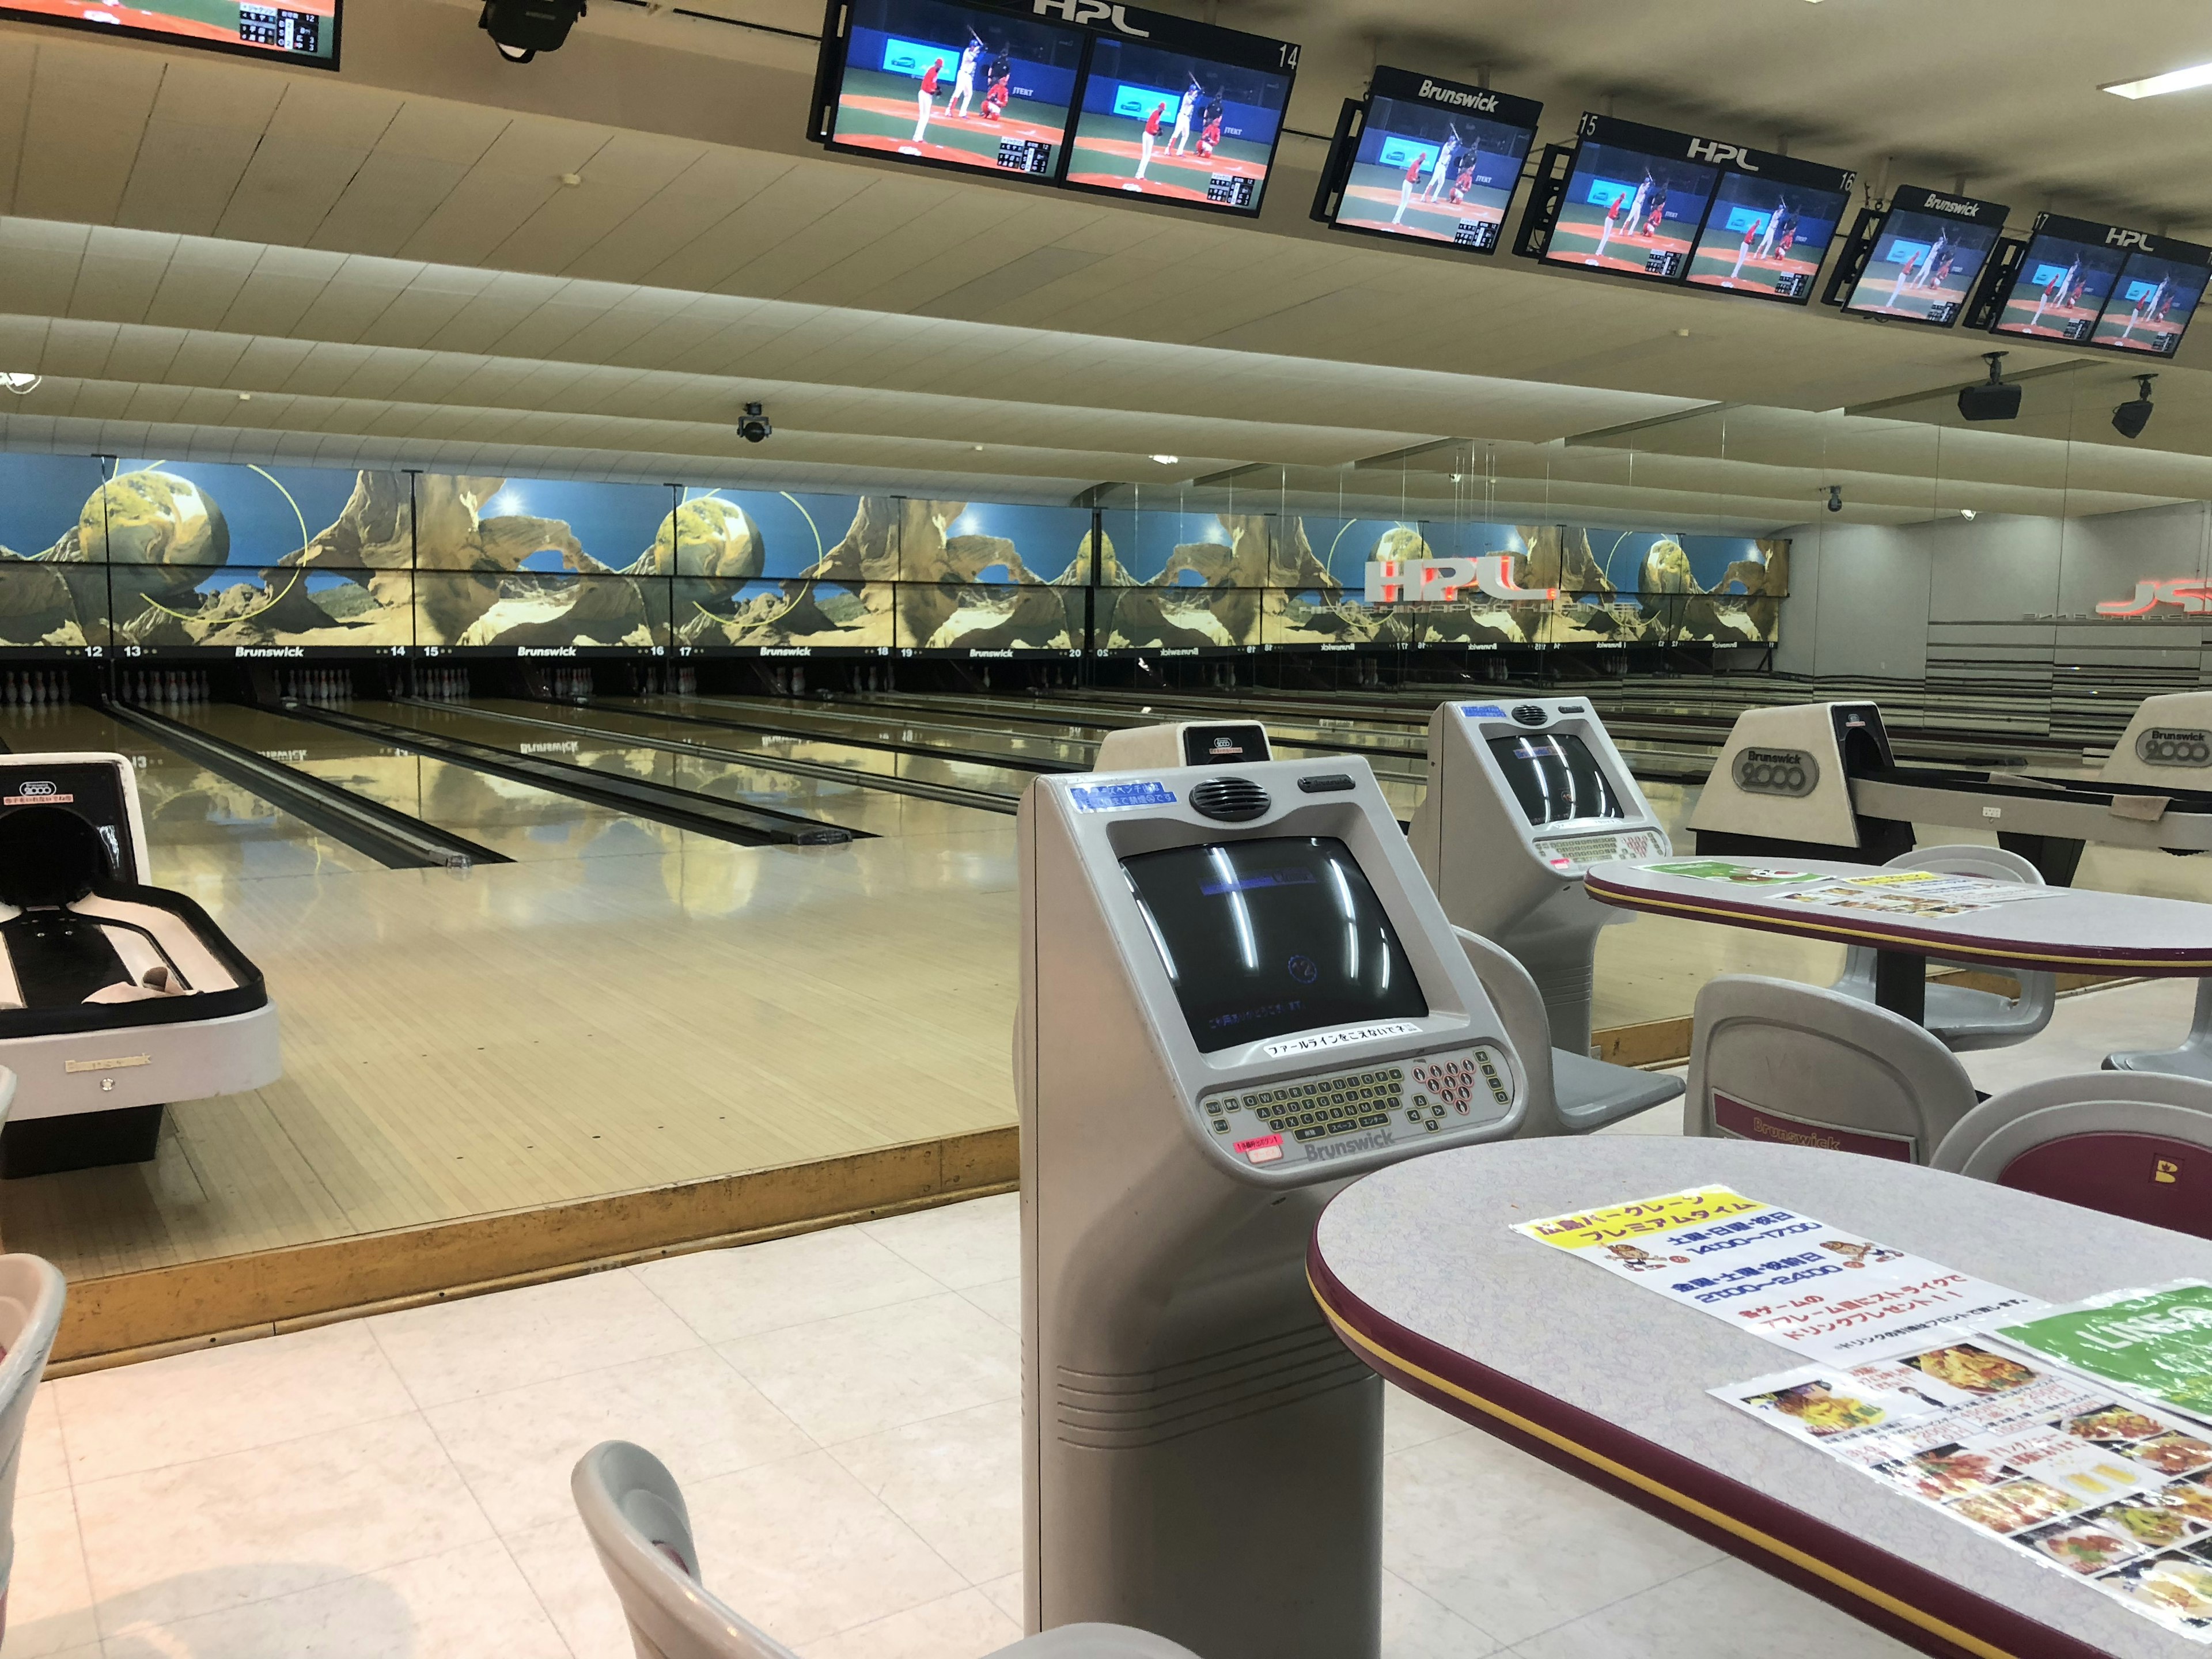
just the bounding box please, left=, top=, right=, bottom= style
left=2097, top=578, right=2212, bottom=616
left=1365, top=556, right=1557, bottom=605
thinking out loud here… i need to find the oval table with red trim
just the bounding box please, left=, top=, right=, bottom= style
left=1309, top=1137, right=2212, bottom=1659
left=1582, top=854, right=2212, bottom=1025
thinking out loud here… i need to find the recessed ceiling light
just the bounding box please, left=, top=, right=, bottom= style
left=1960, top=508, right=1978, bottom=520
left=1, top=372, right=40, bottom=395
left=1150, top=454, right=1180, bottom=465
left=2103, top=60, right=2212, bottom=99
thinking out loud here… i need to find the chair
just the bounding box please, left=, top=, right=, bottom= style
left=0, top=1254, right=66, bottom=1647
left=1686, top=976, right=1980, bottom=1164
left=2105, top=977, right=2212, bottom=1084
left=1453, top=930, right=1682, bottom=1136
left=573, top=1442, right=1202, bottom=1659
left=1828, top=845, right=2056, bottom=1051
left=1933, top=1073, right=2212, bottom=1239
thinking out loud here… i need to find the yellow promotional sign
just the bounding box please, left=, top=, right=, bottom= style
left=1515, top=1187, right=1766, bottom=1251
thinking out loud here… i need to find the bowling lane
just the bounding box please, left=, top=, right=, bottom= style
left=363, top=699, right=1016, bottom=839
left=175, top=702, right=699, bottom=865
left=0, top=700, right=388, bottom=884
left=620, top=692, right=1431, bottom=819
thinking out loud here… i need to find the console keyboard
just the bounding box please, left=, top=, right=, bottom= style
left=1201, top=1044, right=1513, bottom=1166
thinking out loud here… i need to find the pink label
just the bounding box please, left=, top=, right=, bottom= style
left=1235, top=1134, right=1283, bottom=1165
left=1713, top=1093, right=1914, bottom=1162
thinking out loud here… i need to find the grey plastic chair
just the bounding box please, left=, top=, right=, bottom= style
left=2107, top=977, right=2212, bottom=1083
left=1453, top=929, right=1682, bottom=1135
left=1687, top=975, right=1980, bottom=1164
left=573, top=1442, right=1202, bottom=1659
left=0, top=1253, right=66, bottom=1647
left=1829, top=845, right=2056, bottom=1051
left=1933, top=1073, right=2212, bottom=1240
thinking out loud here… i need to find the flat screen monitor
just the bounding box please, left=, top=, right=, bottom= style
left=0, top=1, right=338, bottom=65
left=1060, top=17, right=1296, bottom=216
left=1487, top=734, right=1623, bottom=826
left=816, top=0, right=1085, bottom=181
left=2092, top=245, right=2212, bottom=357
left=1993, top=215, right=2132, bottom=344
left=1838, top=187, right=2009, bottom=328
left=1122, top=835, right=1427, bottom=1053
left=1320, top=68, right=1541, bottom=255
left=1540, top=118, right=1720, bottom=283
left=1684, top=165, right=1853, bottom=304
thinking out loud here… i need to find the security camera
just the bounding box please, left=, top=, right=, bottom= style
left=2113, top=374, right=2157, bottom=441
left=480, top=0, right=585, bottom=63
left=1825, top=484, right=1843, bottom=514
left=737, top=402, right=774, bottom=444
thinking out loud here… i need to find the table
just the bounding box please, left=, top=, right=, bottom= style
left=1584, top=854, right=2212, bottom=1025
left=1309, top=1137, right=2212, bottom=1659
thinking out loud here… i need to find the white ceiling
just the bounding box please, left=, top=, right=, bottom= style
left=1, top=2, right=2210, bottom=527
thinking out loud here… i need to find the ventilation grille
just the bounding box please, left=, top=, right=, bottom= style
left=1189, top=776, right=1270, bottom=822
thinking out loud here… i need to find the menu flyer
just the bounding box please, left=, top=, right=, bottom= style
left=1512, top=1187, right=2043, bottom=1364
left=1997, top=1284, right=2212, bottom=1424
left=1643, top=860, right=1825, bottom=887
left=1716, top=1342, right=2212, bottom=1641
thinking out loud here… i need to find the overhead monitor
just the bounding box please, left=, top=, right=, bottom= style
left=1312, top=67, right=1541, bottom=255
left=1537, top=115, right=1724, bottom=282
left=1683, top=157, right=1855, bottom=304
left=810, top=0, right=1086, bottom=182
left=2092, top=241, right=2212, bottom=357
left=0, top=0, right=339, bottom=66
left=1059, top=9, right=1297, bottom=215
left=1991, top=214, right=2134, bottom=344
left=1120, top=835, right=1428, bottom=1052
left=1835, top=186, right=2010, bottom=328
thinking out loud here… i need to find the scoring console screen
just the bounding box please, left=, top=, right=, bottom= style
left=1488, top=733, right=1623, bottom=825
left=1122, top=835, right=1427, bottom=1053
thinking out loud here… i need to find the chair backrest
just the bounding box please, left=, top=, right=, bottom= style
left=0, top=1256, right=65, bottom=1598
left=1452, top=929, right=1560, bottom=1139
left=1838, top=844, right=2052, bottom=991
left=1687, top=976, right=1980, bottom=1163
left=1933, top=1074, right=2212, bottom=1238
left=573, top=1441, right=798, bottom=1659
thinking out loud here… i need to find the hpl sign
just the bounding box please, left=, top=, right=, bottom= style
left=1365, top=556, right=1556, bottom=606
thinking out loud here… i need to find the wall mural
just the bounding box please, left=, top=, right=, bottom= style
left=0, top=454, right=1787, bottom=655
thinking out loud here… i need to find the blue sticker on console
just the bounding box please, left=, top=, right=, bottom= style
left=1070, top=779, right=1176, bottom=813
left=1459, top=703, right=1508, bottom=718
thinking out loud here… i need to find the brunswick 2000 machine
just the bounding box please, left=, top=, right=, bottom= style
left=1018, top=751, right=1527, bottom=1659
left=1689, top=696, right=2212, bottom=881
left=1408, top=698, right=1681, bottom=1130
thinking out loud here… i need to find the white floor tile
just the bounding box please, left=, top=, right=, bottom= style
left=426, top=1345, right=816, bottom=1535
left=19, top=1386, right=67, bottom=1499
left=828, top=1398, right=1020, bottom=1585
left=861, top=1194, right=1020, bottom=1291
left=1383, top=1568, right=1501, bottom=1659
left=97, top=1539, right=569, bottom=1659
left=718, top=1293, right=1018, bottom=1447
left=54, top=1321, right=416, bottom=1486
left=73, top=1411, right=493, bottom=1631
left=798, top=1586, right=1024, bottom=1658
left=1508, top=1555, right=1916, bottom=1658
left=505, top=1514, right=635, bottom=1659
left=1383, top=1385, right=1469, bottom=1455
left=5, top=1486, right=98, bottom=1656
left=662, top=1450, right=967, bottom=1647
left=637, top=1228, right=944, bottom=1345
left=1384, top=1428, right=1718, bottom=1646
left=366, top=1268, right=700, bottom=1409
left=958, top=1277, right=1020, bottom=1331
left=977, top=1571, right=1023, bottom=1626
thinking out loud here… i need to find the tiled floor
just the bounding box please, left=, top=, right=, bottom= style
left=14, top=978, right=2183, bottom=1659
